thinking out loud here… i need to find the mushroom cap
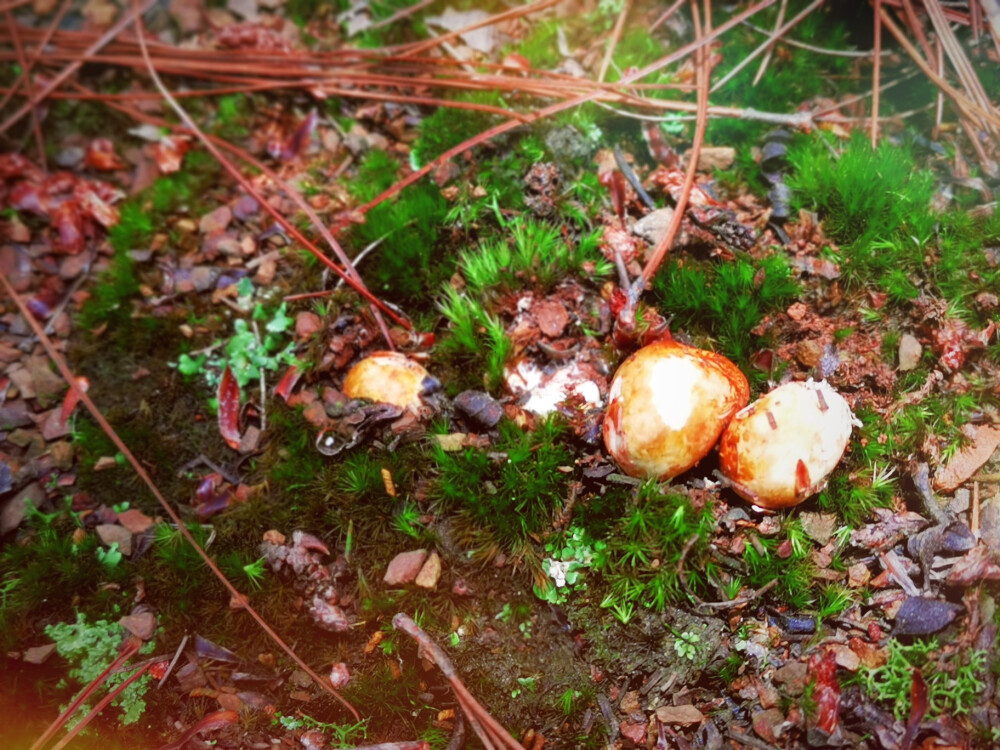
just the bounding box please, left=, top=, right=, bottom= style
left=603, top=339, right=749, bottom=480
left=342, top=351, right=434, bottom=411
left=718, top=379, right=855, bottom=509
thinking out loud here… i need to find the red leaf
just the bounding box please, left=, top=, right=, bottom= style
left=808, top=650, right=840, bottom=735
left=58, top=376, right=90, bottom=427
left=156, top=710, right=239, bottom=750
left=84, top=138, right=125, bottom=171
left=900, top=668, right=927, bottom=750
left=274, top=364, right=302, bottom=403
left=218, top=366, right=241, bottom=450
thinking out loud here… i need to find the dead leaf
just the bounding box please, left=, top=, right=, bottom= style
left=934, top=424, right=1000, bottom=491
left=218, top=366, right=242, bottom=450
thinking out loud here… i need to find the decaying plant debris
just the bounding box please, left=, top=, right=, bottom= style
left=2, top=0, right=1000, bottom=748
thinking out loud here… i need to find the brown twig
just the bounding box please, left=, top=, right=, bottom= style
left=636, top=0, right=711, bottom=290
left=393, top=613, right=525, bottom=750
left=0, top=272, right=360, bottom=721
left=752, top=0, right=787, bottom=86
left=711, top=0, right=824, bottom=93
left=872, top=0, right=882, bottom=147
left=598, top=0, right=632, bottom=83
left=49, top=663, right=152, bottom=750
left=0, top=0, right=157, bottom=136
left=30, top=636, right=141, bottom=750
left=4, top=9, right=45, bottom=165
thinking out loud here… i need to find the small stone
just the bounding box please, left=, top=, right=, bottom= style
left=328, top=662, right=350, bottom=689
left=263, top=529, right=286, bottom=545
left=1, top=482, right=44, bottom=535
left=848, top=562, right=871, bottom=588
left=632, top=207, right=676, bottom=245
left=117, top=509, right=154, bottom=534
left=893, top=596, right=961, bottom=636
left=532, top=298, right=569, bottom=338
left=296, top=312, right=322, bottom=339
left=618, top=720, right=646, bottom=745
left=433, top=433, right=467, bottom=452
left=695, top=146, right=735, bottom=171
left=216, top=692, right=243, bottom=712
left=454, top=390, right=503, bottom=429
left=199, top=205, right=232, bottom=234
left=290, top=670, right=312, bottom=688
left=829, top=644, right=860, bottom=671
left=752, top=707, right=785, bottom=743
left=655, top=704, right=705, bottom=725
left=950, top=488, right=971, bottom=514
left=94, top=456, right=118, bottom=471
left=415, top=550, right=442, bottom=590
left=118, top=611, right=157, bottom=640
left=48, top=441, right=75, bottom=471
left=96, top=524, right=133, bottom=556
left=795, top=339, right=824, bottom=369
left=619, top=689, right=641, bottom=714
left=980, top=494, right=1000, bottom=554
left=898, top=333, right=922, bottom=371
left=384, top=549, right=428, bottom=586
left=773, top=661, right=808, bottom=696
left=23, top=643, right=57, bottom=664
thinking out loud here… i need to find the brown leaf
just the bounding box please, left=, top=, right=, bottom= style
left=934, top=423, right=1000, bottom=491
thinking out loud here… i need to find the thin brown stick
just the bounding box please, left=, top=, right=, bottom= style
left=0, top=272, right=360, bottom=721
left=752, top=0, right=787, bottom=86
left=0, top=0, right=72, bottom=119
left=49, top=664, right=151, bottom=750
left=367, top=0, right=435, bottom=30
left=880, top=7, right=1000, bottom=130
left=4, top=10, right=45, bottom=165
left=30, top=636, right=141, bottom=750
left=650, top=0, right=685, bottom=32
left=872, top=0, right=882, bottom=147
left=637, top=0, right=711, bottom=289
left=598, top=0, right=632, bottom=83
left=351, top=0, right=776, bottom=223
left=711, top=0, right=824, bottom=92
left=128, top=15, right=407, bottom=339
left=393, top=614, right=524, bottom=750
left=395, top=0, right=563, bottom=57
left=0, top=0, right=157, bottom=136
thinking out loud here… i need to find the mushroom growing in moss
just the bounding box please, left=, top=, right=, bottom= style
left=603, top=338, right=750, bottom=480
left=342, top=351, right=437, bottom=411
left=718, top=379, right=856, bottom=510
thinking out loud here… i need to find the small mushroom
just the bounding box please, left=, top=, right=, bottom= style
left=603, top=338, right=749, bottom=479
left=342, top=352, right=437, bottom=411
left=718, top=379, right=856, bottom=510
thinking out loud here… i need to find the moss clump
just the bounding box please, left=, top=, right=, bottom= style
left=410, top=92, right=508, bottom=169
left=652, top=254, right=798, bottom=367
left=432, top=417, right=573, bottom=558
left=346, top=153, right=450, bottom=302
left=593, top=483, right=715, bottom=615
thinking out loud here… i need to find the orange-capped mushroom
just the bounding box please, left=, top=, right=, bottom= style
left=603, top=339, right=749, bottom=480
left=718, top=379, right=856, bottom=509
left=342, top=351, right=436, bottom=411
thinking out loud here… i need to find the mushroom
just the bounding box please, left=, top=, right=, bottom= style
left=718, top=379, right=856, bottom=510
left=342, top=351, right=437, bottom=411
left=603, top=338, right=750, bottom=479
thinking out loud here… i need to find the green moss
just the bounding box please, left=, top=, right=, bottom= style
left=349, top=177, right=449, bottom=303
left=742, top=520, right=814, bottom=608
left=594, top=483, right=715, bottom=611
left=787, top=133, right=937, bottom=288
left=652, top=254, right=798, bottom=367
left=410, top=92, right=508, bottom=169
left=431, top=417, right=573, bottom=558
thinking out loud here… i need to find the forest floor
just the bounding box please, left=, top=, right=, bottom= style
left=2, top=1, right=1000, bottom=749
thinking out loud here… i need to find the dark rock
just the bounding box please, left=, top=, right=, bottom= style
left=454, top=390, right=503, bottom=429
left=893, top=596, right=961, bottom=636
